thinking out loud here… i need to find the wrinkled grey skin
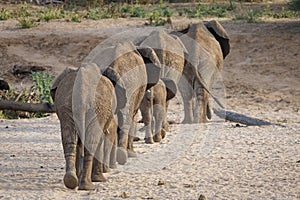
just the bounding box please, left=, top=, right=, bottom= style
left=176, top=20, right=230, bottom=123
left=51, top=65, right=117, bottom=190
left=86, top=42, right=161, bottom=165
left=138, top=30, right=186, bottom=132
left=140, top=78, right=177, bottom=144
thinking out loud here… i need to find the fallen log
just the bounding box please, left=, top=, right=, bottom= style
left=0, top=100, right=55, bottom=113
left=213, top=108, right=283, bottom=126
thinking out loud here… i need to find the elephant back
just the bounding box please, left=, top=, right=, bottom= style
left=176, top=22, right=225, bottom=91
left=139, top=29, right=186, bottom=83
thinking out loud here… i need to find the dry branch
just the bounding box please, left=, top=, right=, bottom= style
left=0, top=100, right=55, bottom=113
left=213, top=108, right=273, bottom=126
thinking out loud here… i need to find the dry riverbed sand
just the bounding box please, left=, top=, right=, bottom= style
left=0, top=16, right=299, bottom=199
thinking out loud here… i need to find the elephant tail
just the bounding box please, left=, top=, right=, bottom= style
left=192, top=64, right=225, bottom=109
left=72, top=63, right=101, bottom=146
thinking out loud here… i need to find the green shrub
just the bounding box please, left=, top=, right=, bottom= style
left=17, top=17, right=37, bottom=29
left=0, top=8, right=12, bottom=20
left=184, top=3, right=228, bottom=18
left=17, top=2, right=31, bottom=17
left=38, top=6, right=65, bottom=22
left=30, top=71, right=54, bottom=104
left=86, top=7, right=101, bottom=20
left=149, top=10, right=167, bottom=26
left=71, top=13, right=83, bottom=22
left=121, top=4, right=147, bottom=18
left=148, top=2, right=173, bottom=26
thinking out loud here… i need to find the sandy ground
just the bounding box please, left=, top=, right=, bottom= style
left=0, top=13, right=300, bottom=199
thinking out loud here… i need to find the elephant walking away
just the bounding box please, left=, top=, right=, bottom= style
left=51, top=64, right=117, bottom=190
left=176, top=20, right=230, bottom=123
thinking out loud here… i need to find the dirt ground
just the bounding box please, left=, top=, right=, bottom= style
left=0, top=10, right=299, bottom=199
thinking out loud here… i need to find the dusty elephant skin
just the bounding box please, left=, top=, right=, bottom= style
left=51, top=64, right=117, bottom=190
left=176, top=20, right=230, bottom=123
left=89, top=42, right=161, bottom=165
left=140, top=78, right=177, bottom=144
left=138, top=29, right=186, bottom=132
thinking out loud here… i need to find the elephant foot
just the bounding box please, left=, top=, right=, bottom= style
left=110, top=163, right=117, bottom=169
left=128, top=150, right=137, bottom=158
left=144, top=137, right=154, bottom=144
left=78, top=181, right=95, bottom=190
left=92, top=173, right=106, bottom=182
left=63, top=171, right=78, bottom=189
left=103, top=165, right=111, bottom=173
left=161, top=129, right=166, bottom=139
left=117, top=147, right=128, bottom=165
left=153, top=134, right=162, bottom=143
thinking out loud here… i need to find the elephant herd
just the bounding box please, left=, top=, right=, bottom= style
left=50, top=20, right=230, bottom=190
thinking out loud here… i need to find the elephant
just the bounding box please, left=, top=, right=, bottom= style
left=140, top=78, right=177, bottom=144
left=175, top=20, right=230, bottom=123
left=137, top=29, right=187, bottom=132
left=84, top=42, right=161, bottom=165
left=51, top=64, right=118, bottom=190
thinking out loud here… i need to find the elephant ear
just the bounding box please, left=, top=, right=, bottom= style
left=137, top=46, right=161, bottom=90
left=169, top=33, right=188, bottom=55
left=161, top=78, right=177, bottom=101
left=50, top=67, right=77, bottom=101
left=205, top=20, right=230, bottom=58
left=102, top=66, right=127, bottom=112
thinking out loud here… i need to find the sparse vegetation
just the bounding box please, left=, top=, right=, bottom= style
left=0, top=72, right=54, bottom=119
left=0, top=8, right=12, bottom=20
left=0, top=1, right=298, bottom=27
left=17, top=17, right=37, bottom=29
left=184, top=3, right=229, bottom=18
left=233, top=4, right=299, bottom=22
left=38, top=5, right=65, bottom=22
left=121, top=3, right=147, bottom=18
left=31, top=72, right=54, bottom=105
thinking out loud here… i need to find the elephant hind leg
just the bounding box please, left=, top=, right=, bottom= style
left=153, top=104, right=165, bottom=143
left=92, top=157, right=107, bottom=182
left=78, top=151, right=95, bottom=190
left=178, top=76, right=194, bottom=124
left=196, top=88, right=210, bottom=123
left=63, top=162, right=78, bottom=189
left=62, top=128, right=79, bottom=189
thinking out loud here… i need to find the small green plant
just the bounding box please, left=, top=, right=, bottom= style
left=149, top=10, right=166, bottom=26
left=274, top=6, right=297, bottom=18
left=156, top=3, right=173, bottom=18
left=0, top=8, right=12, bottom=20
left=71, top=13, right=82, bottom=22
left=121, top=4, right=146, bottom=18
left=17, top=17, right=37, bottom=29
left=184, top=3, right=228, bottom=18
left=31, top=71, right=54, bottom=104
left=17, top=2, right=31, bottom=17
left=148, top=2, right=173, bottom=26
left=38, top=5, right=65, bottom=22
left=86, top=7, right=101, bottom=20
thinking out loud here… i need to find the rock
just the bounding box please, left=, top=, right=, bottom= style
left=198, top=194, right=207, bottom=200
left=0, top=80, right=9, bottom=91
left=157, top=180, right=166, bottom=185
